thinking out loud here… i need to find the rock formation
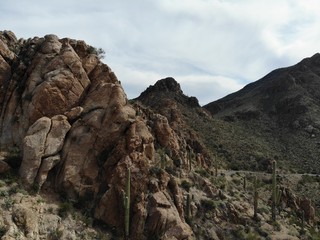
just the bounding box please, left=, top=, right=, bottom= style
left=0, top=31, right=193, bottom=239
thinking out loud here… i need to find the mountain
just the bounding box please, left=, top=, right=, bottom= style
left=204, top=53, right=320, bottom=173
left=0, top=30, right=319, bottom=240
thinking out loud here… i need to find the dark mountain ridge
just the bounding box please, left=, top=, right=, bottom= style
left=203, top=53, right=320, bottom=173
left=205, top=53, right=320, bottom=121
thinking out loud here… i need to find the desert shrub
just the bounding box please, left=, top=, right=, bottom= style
left=299, top=174, right=320, bottom=185
left=232, top=226, right=246, bottom=239
left=0, top=226, right=7, bottom=237
left=272, top=221, right=281, bottom=231
left=211, top=175, right=227, bottom=190
left=8, top=185, right=18, bottom=195
left=195, top=169, right=210, bottom=178
left=87, top=46, right=105, bottom=59
left=58, top=201, right=73, bottom=218
left=0, top=190, right=7, bottom=197
left=165, top=166, right=177, bottom=176
left=200, top=199, right=216, bottom=211
left=149, top=166, right=162, bottom=176
left=48, top=228, right=63, bottom=240
left=3, top=198, right=15, bottom=210
left=180, top=180, right=192, bottom=191
left=4, top=147, right=21, bottom=168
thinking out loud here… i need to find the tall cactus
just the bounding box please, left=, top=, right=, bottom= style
left=271, top=160, right=277, bottom=221
left=243, top=176, right=247, bottom=191
left=186, top=191, right=192, bottom=224
left=275, top=185, right=282, bottom=214
left=301, top=209, right=305, bottom=234
left=123, top=168, right=131, bottom=239
left=214, top=154, right=218, bottom=177
left=253, top=176, right=259, bottom=220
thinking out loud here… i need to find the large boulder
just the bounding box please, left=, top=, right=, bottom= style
left=19, top=115, right=70, bottom=186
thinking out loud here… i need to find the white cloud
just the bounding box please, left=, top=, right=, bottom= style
left=1, top=0, right=320, bottom=104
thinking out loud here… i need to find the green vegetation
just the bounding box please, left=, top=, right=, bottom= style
left=180, top=180, right=192, bottom=192
left=200, top=199, right=216, bottom=211
left=48, top=228, right=63, bottom=240
left=185, top=192, right=192, bottom=224
left=3, top=147, right=21, bottom=168
left=58, top=201, right=74, bottom=218
left=87, top=46, right=105, bottom=59
left=0, top=226, right=7, bottom=238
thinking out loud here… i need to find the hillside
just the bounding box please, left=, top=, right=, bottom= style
left=0, top=30, right=319, bottom=239
left=204, top=53, right=320, bottom=174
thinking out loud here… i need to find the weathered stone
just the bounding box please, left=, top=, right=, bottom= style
left=64, top=106, right=83, bottom=121
left=82, top=54, right=99, bottom=74
left=0, top=39, right=15, bottom=61
left=147, top=191, right=194, bottom=239
left=12, top=205, right=39, bottom=239
left=36, top=154, right=61, bottom=187
left=44, top=115, right=70, bottom=157
left=41, top=34, right=62, bottom=54
left=19, top=117, right=51, bottom=185
left=299, top=198, right=315, bottom=224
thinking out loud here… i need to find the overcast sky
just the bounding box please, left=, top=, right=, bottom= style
left=2, top=0, right=320, bottom=105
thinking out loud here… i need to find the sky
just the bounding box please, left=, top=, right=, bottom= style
left=1, top=0, right=320, bottom=105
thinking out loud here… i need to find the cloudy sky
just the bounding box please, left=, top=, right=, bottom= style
left=2, top=0, right=320, bottom=105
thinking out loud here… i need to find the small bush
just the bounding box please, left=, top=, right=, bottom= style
left=58, top=201, right=73, bottom=218
left=4, top=147, right=21, bottom=168
left=0, top=226, right=6, bottom=237
left=165, top=166, right=177, bottom=176
left=149, top=166, right=162, bottom=176
left=181, top=180, right=192, bottom=191
left=3, top=198, right=15, bottom=210
left=299, top=175, right=320, bottom=185
left=48, top=228, right=63, bottom=240
left=87, top=46, right=105, bottom=59
left=200, top=199, right=216, bottom=211
left=195, top=169, right=210, bottom=178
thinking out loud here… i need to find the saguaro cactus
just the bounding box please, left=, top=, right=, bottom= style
left=271, top=160, right=277, bottom=221
left=275, top=185, right=282, bottom=214
left=253, top=176, right=259, bottom=220
left=214, top=154, right=218, bottom=177
left=186, top=191, right=192, bottom=224
left=301, top=209, right=305, bottom=234
left=243, top=176, right=247, bottom=191
left=123, top=168, right=131, bottom=239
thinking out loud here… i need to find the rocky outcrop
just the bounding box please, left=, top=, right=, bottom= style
left=19, top=115, right=70, bottom=186
left=0, top=31, right=193, bottom=239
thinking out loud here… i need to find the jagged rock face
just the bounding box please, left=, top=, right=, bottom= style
left=0, top=31, right=193, bottom=239
left=137, top=77, right=200, bottom=108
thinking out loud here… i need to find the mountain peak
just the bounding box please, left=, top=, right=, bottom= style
left=136, top=77, right=200, bottom=108
left=144, top=77, right=183, bottom=94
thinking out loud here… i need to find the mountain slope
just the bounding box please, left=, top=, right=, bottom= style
left=133, top=76, right=320, bottom=239
left=205, top=53, right=320, bottom=173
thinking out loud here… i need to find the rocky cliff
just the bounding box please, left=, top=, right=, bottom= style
left=0, top=31, right=193, bottom=239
